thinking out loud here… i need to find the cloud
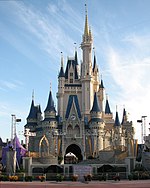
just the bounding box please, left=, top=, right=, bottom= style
left=103, top=33, right=150, bottom=142
left=0, top=80, right=23, bottom=90
left=6, top=1, right=82, bottom=70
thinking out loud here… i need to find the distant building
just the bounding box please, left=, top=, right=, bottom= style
left=24, top=5, right=136, bottom=176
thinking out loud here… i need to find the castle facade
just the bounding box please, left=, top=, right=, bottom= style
left=24, top=8, right=135, bottom=166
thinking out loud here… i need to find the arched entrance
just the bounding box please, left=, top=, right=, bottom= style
left=44, top=165, right=63, bottom=180
left=65, top=144, right=83, bottom=164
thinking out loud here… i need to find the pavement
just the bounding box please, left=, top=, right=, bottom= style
left=0, top=180, right=150, bottom=188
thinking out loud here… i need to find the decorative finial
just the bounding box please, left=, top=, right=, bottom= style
left=50, top=82, right=52, bottom=91
left=116, top=105, right=118, bottom=112
left=85, top=3, right=87, bottom=15
left=61, top=52, right=63, bottom=68
left=74, top=42, right=77, bottom=52
left=106, top=93, right=108, bottom=100
left=32, top=90, right=34, bottom=101
left=93, top=47, right=95, bottom=55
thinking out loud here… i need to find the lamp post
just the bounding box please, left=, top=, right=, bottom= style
left=137, top=116, right=147, bottom=144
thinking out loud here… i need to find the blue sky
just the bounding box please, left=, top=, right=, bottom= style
left=0, top=0, right=150, bottom=143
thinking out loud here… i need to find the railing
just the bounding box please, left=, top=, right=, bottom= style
left=1, top=171, right=150, bottom=181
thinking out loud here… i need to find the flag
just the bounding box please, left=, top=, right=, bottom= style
left=137, top=120, right=142, bottom=123
left=16, top=119, right=21, bottom=122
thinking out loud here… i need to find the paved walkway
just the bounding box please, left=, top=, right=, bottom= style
left=0, top=180, right=150, bottom=188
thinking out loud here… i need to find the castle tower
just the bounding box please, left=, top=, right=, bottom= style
left=81, top=5, right=93, bottom=118
left=90, top=92, right=104, bottom=156
left=44, top=88, right=56, bottom=121
left=57, top=53, right=65, bottom=118
left=92, top=52, right=100, bottom=92
left=97, top=78, right=105, bottom=113
left=113, top=108, right=123, bottom=147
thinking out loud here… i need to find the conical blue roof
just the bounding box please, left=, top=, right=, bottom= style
left=105, top=98, right=111, bottom=114
left=90, top=92, right=101, bottom=112
left=44, top=90, right=56, bottom=112
left=121, top=108, right=127, bottom=125
left=58, top=66, right=65, bottom=77
left=114, top=111, right=120, bottom=127
left=37, top=105, right=42, bottom=114
left=92, top=54, right=96, bottom=72
left=75, top=50, right=78, bottom=65
left=99, top=79, right=104, bottom=89
left=27, top=99, right=37, bottom=119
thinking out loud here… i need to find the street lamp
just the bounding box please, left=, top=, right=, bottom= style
left=137, top=116, right=147, bottom=144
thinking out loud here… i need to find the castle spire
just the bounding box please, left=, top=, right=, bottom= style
left=44, top=87, right=56, bottom=112
left=92, top=48, right=98, bottom=72
left=84, top=4, right=89, bottom=36
left=121, top=106, right=127, bottom=125
left=105, top=94, right=112, bottom=114
left=114, top=106, right=120, bottom=127
left=90, top=92, right=101, bottom=112
left=58, top=52, right=65, bottom=78
left=27, top=92, right=36, bottom=119
left=74, top=43, right=78, bottom=65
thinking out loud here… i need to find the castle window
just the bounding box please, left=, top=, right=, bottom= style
left=74, top=125, right=80, bottom=137
left=67, top=124, right=73, bottom=136
left=70, top=72, right=73, bottom=77
left=70, top=79, right=73, bottom=83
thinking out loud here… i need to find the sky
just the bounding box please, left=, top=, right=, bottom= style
left=0, top=0, right=150, bottom=143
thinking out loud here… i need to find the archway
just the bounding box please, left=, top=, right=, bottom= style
left=44, top=165, right=63, bottom=180
left=65, top=144, right=83, bottom=164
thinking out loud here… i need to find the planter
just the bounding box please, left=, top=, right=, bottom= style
left=72, top=175, right=78, bottom=181
left=113, top=176, right=120, bottom=181
left=84, top=174, right=92, bottom=181
left=38, top=176, right=46, bottom=182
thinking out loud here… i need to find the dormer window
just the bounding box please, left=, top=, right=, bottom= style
left=70, top=72, right=73, bottom=77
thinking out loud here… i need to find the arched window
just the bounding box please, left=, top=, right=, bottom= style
left=39, top=135, right=49, bottom=157
left=67, top=125, right=73, bottom=137
left=74, top=125, right=80, bottom=137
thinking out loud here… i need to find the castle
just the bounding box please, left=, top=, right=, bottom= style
left=24, top=6, right=135, bottom=174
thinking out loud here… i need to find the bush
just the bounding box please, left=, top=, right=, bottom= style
left=98, top=175, right=106, bottom=181
left=132, top=173, right=138, bottom=180
left=56, top=174, right=64, bottom=182
left=128, top=174, right=133, bottom=180
left=25, top=176, right=33, bottom=182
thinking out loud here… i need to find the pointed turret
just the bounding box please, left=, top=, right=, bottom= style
left=114, top=107, right=120, bottom=127
left=90, top=92, right=101, bottom=112
left=93, top=53, right=96, bottom=71
left=75, top=47, right=78, bottom=65
left=82, top=4, right=92, bottom=44
left=121, top=107, right=127, bottom=125
left=37, top=104, right=42, bottom=114
left=84, top=5, right=89, bottom=36
left=27, top=94, right=37, bottom=120
left=105, top=95, right=112, bottom=114
left=44, top=90, right=56, bottom=113
left=58, top=52, right=65, bottom=78
left=99, top=79, right=104, bottom=89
